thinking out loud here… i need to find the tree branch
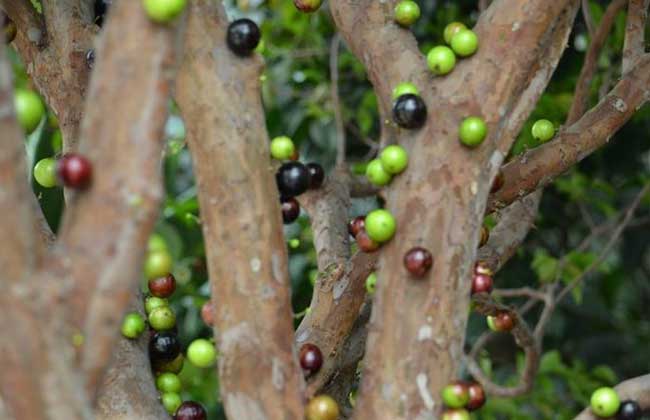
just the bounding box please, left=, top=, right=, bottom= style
left=176, top=1, right=305, bottom=417
left=622, top=0, right=649, bottom=73
left=581, top=0, right=596, bottom=38
left=573, top=374, right=650, bottom=419
left=331, top=34, right=346, bottom=165
left=0, top=0, right=46, bottom=60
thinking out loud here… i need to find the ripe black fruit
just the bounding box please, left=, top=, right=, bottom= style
left=281, top=197, right=300, bottom=224
left=226, top=18, right=261, bottom=56
left=149, top=332, right=181, bottom=363
left=175, top=401, right=207, bottom=420
left=307, top=163, right=325, bottom=189
left=617, top=400, right=641, bottom=420
left=276, top=162, right=310, bottom=197
left=393, top=94, right=427, bottom=129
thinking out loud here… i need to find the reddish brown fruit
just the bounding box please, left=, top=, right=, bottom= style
left=57, top=153, right=92, bottom=189
left=356, top=229, right=379, bottom=253
left=490, top=170, right=505, bottom=193
left=348, top=216, right=366, bottom=238
left=403, top=247, right=433, bottom=277
left=200, top=301, right=214, bottom=326
left=293, top=0, right=323, bottom=13
left=479, top=226, right=489, bottom=247
left=299, top=343, right=323, bottom=375
left=148, top=274, right=176, bottom=298
left=471, top=273, right=493, bottom=295
left=494, top=311, right=515, bottom=332
left=474, top=260, right=493, bottom=276
left=175, top=401, right=207, bottom=420
left=466, top=381, right=486, bottom=411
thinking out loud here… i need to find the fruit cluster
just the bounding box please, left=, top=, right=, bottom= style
left=365, top=144, right=409, bottom=187
left=589, top=387, right=641, bottom=420
left=34, top=154, right=93, bottom=190
left=440, top=380, right=486, bottom=419
left=348, top=209, right=397, bottom=253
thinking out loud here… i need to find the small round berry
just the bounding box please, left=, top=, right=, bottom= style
left=427, top=46, right=456, bottom=76
left=365, top=209, right=397, bottom=243
left=85, top=49, right=95, bottom=69
left=121, top=312, right=146, bottom=339
left=494, top=311, right=515, bottom=332
left=201, top=301, right=214, bottom=326
left=393, top=94, right=427, bottom=129
left=57, top=153, right=93, bottom=189
left=474, top=260, right=493, bottom=276
left=306, top=395, right=340, bottom=420
left=148, top=274, right=176, bottom=298
left=443, top=22, right=467, bottom=45
left=149, top=332, right=181, bottom=363
left=34, top=158, right=58, bottom=188
left=270, top=136, right=295, bottom=160
left=366, top=272, right=377, bottom=294
left=380, top=145, right=409, bottom=175
left=392, top=82, right=419, bottom=100
left=142, top=0, right=186, bottom=23
left=161, top=392, right=182, bottom=415
left=294, top=0, right=323, bottom=12
left=149, top=306, right=176, bottom=331
left=356, top=229, right=380, bottom=253
left=471, top=273, right=493, bottom=294
left=459, top=117, right=487, bottom=147
left=156, top=372, right=182, bottom=393
left=145, top=296, right=168, bottom=315
left=148, top=233, right=168, bottom=253
left=491, top=170, right=505, bottom=193
left=479, top=226, right=490, bottom=247
left=4, top=16, right=17, bottom=43
left=281, top=197, right=300, bottom=224
left=348, top=216, right=366, bottom=238
left=466, top=382, right=486, bottom=411
left=531, top=119, right=555, bottom=142
left=442, top=408, right=471, bottom=420
left=366, top=159, right=392, bottom=186
left=187, top=338, right=217, bottom=368
left=486, top=315, right=498, bottom=332
left=450, top=29, right=479, bottom=57
left=307, top=163, right=325, bottom=189
left=276, top=162, right=310, bottom=197
left=14, top=89, right=45, bottom=134
left=394, top=0, right=420, bottom=27
left=441, top=381, right=470, bottom=408
left=144, top=249, right=173, bottom=280
left=153, top=353, right=184, bottom=374
left=226, top=18, right=261, bottom=56
left=590, top=387, right=621, bottom=418
left=403, top=247, right=433, bottom=277
left=299, top=343, right=323, bottom=375
left=617, top=400, right=641, bottom=420
left=175, top=401, right=207, bottom=420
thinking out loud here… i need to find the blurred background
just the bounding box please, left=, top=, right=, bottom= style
left=10, top=0, right=650, bottom=418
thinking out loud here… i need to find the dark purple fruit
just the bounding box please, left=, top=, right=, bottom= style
left=403, top=247, right=433, bottom=277
left=276, top=162, right=310, bottom=197
left=393, top=94, right=427, bottom=129
left=57, top=153, right=92, bottom=189
left=226, top=18, right=261, bottom=57
left=617, top=400, right=641, bottom=420
left=307, top=163, right=325, bottom=189
left=175, top=401, right=207, bottom=420
left=348, top=216, right=366, bottom=238
left=149, top=332, right=181, bottom=363
left=299, top=343, right=323, bottom=375
left=281, top=197, right=300, bottom=224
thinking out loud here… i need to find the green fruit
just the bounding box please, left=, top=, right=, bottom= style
left=187, top=338, right=217, bottom=368
left=161, top=392, right=182, bottom=414
left=459, top=116, right=487, bottom=147
left=486, top=315, right=498, bottom=332
left=142, top=0, right=187, bottom=23
left=309, top=269, right=318, bottom=286
left=427, top=46, right=456, bottom=76
left=14, top=89, right=45, bottom=134
left=365, top=273, right=377, bottom=294
left=156, top=372, right=182, bottom=393
left=365, top=209, right=396, bottom=243
left=531, top=119, right=555, bottom=142
left=590, top=387, right=620, bottom=417
left=145, top=296, right=169, bottom=315
left=392, top=82, right=419, bottom=100
left=442, top=408, right=471, bottom=420
left=270, top=136, right=296, bottom=160
left=366, top=159, right=392, bottom=186
left=51, top=130, right=63, bottom=152
left=148, top=234, right=168, bottom=253
left=144, top=250, right=173, bottom=280
left=121, top=312, right=146, bottom=339
left=33, top=158, right=58, bottom=188
left=394, top=0, right=420, bottom=27
left=441, top=383, right=470, bottom=408
left=443, top=22, right=467, bottom=45
left=451, top=29, right=478, bottom=57
left=379, top=145, right=409, bottom=174
left=149, top=306, right=176, bottom=331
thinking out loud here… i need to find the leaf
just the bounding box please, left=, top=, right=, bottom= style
left=532, top=249, right=559, bottom=283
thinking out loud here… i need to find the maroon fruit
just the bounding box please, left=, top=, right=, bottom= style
left=403, top=247, right=433, bottom=277
left=479, top=226, right=489, bottom=247
left=57, top=153, right=92, bottom=189
left=174, top=401, right=207, bottom=420
left=200, top=301, right=214, bottom=326
left=307, top=163, right=325, bottom=189
left=356, top=229, right=380, bottom=253
left=281, top=197, right=300, bottom=224
left=348, top=216, right=366, bottom=238
left=494, top=311, right=515, bottom=332
left=471, top=273, right=493, bottom=295
left=293, top=0, right=322, bottom=13
left=466, top=382, right=486, bottom=411
left=299, top=343, right=323, bottom=375
left=148, top=274, right=176, bottom=298
left=491, top=170, right=504, bottom=193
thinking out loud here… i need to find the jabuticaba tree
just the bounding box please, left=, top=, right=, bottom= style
left=0, top=0, right=649, bottom=419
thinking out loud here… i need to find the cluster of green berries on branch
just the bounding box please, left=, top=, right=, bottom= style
left=34, top=154, right=93, bottom=190
left=440, top=380, right=486, bottom=418
left=589, top=387, right=642, bottom=420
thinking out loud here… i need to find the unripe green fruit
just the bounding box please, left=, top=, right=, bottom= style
left=486, top=315, right=498, bottom=331
left=14, top=89, right=45, bottom=134
left=51, top=130, right=63, bottom=152
left=441, top=382, right=470, bottom=408
left=121, top=312, right=146, bottom=339
left=161, top=392, right=182, bottom=414
left=187, top=338, right=217, bottom=368
left=365, top=272, right=377, bottom=294
left=365, top=209, right=396, bottom=243
left=145, top=296, right=169, bottom=315
left=590, top=387, right=620, bottom=417
left=149, top=306, right=176, bottom=331
left=270, top=136, right=296, bottom=160
left=451, top=29, right=478, bottom=57
left=34, top=158, right=58, bottom=188
left=379, top=145, right=409, bottom=174
left=144, top=250, right=173, bottom=280
left=459, top=116, right=487, bottom=147
left=427, top=46, right=456, bottom=76
left=442, top=408, right=471, bottom=420
left=394, top=1, right=420, bottom=27
left=531, top=119, right=555, bottom=142
left=366, top=159, right=392, bottom=186
left=444, top=22, right=467, bottom=45
left=142, top=0, right=187, bottom=23
left=156, top=372, right=182, bottom=393
left=392, top=82, right=419, bottom=101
